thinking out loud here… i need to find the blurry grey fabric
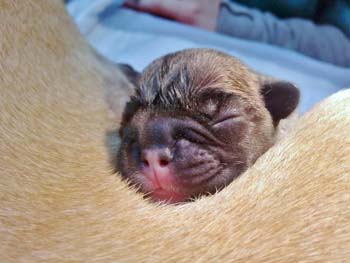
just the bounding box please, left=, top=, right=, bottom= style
left=218, top=0, right=350, bottom=67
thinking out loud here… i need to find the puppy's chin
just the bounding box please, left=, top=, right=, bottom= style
left=130, top=173, right=191, bottom=204
left=149, top=188, right=188, bottom=204
left=129, top=169, right=217, bottom=204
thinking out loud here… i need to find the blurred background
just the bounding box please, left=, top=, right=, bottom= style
left=65, top=0, right=350, bottom=113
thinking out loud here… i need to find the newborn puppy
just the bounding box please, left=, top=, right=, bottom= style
left=117, top=48, right=299, bottom=203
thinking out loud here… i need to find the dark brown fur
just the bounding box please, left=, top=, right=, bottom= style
left=117, top=49, right=299, bottom=202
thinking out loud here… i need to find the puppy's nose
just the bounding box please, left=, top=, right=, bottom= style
left=141, top=148, right=173, bottom=169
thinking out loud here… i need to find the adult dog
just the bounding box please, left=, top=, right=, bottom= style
left=0, top=1, right=349, bottom=262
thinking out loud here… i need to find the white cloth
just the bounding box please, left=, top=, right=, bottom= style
left=66, top=0, right=350, bottom=113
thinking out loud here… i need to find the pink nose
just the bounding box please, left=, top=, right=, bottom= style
left=141, top=148, right=172, bottom=169
left=140, top=148, right=186, bottom=202
left=140, top=148, right=174, bottom=190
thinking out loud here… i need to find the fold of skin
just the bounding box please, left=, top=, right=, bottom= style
left=1, top=1, right=350, bottom=262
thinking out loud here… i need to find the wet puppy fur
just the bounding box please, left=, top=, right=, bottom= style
left=117, top=48, right=299, bottom=203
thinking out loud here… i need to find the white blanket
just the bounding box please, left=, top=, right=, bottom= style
left=67, top=0, right=350, bottom=113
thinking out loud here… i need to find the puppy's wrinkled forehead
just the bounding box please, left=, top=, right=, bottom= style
left=137, top=60, right=216, bottom=108
left=135, top=49, right=254, bottom=109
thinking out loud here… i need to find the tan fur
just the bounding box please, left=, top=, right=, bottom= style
left=1, top=1, right=350, bottom=262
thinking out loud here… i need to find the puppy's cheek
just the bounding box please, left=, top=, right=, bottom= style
left=213, top=119, right=247, bottom=143
left=118, top=152, right=139, bottom=180
left=200, top=166, right=241, bottom=195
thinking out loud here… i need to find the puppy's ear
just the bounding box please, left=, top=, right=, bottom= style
left=261, top=81, right=300, bottom=126
left=118, top=63, right=141, bottom=88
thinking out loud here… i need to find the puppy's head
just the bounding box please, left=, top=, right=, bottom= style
left=117, top=49, right=299, bottom=203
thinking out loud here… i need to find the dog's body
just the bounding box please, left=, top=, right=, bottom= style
left=1, top=1, right=350, bottom=262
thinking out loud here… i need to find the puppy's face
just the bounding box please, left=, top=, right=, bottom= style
left=117, top=49, right=299, bottom=203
